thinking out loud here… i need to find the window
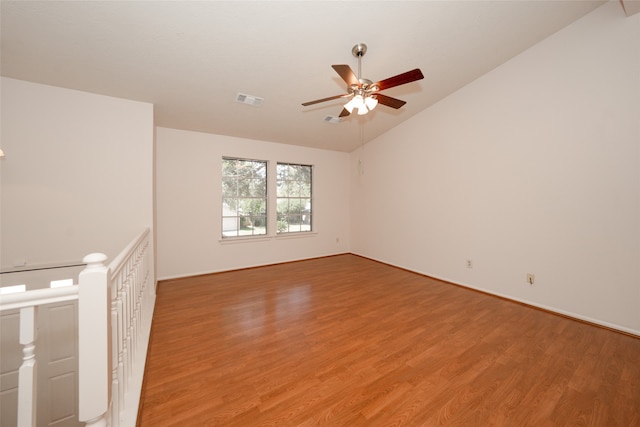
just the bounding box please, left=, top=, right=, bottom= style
left=277, top=163, right=312, bottom=234
left=222, top=158, right=267, bottom=238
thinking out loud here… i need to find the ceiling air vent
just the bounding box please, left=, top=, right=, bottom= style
left=236, top=93, right=264, bottom=106
left=323, top=115, right=341, bottom=124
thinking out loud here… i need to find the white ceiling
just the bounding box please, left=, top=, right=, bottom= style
left=1, top=1, right=608, bottom=152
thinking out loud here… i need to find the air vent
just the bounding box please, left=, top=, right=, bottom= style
left=323, top=115, right=341, bottom=124
left=235, top=93, right=264, bottom=106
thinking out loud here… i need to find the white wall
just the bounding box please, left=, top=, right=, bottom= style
left=155, top=127, right=350, bottom=279
left=1, top=78, right=154, bottom=270
left=350, top=2, right=640, bottom=334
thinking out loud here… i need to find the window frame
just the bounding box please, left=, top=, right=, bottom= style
left=276, top=162, right=313, bottom=235
left=221, top=157, right=269, bottom=239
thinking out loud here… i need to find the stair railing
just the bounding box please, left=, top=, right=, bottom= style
left=0, top=227, right=154, bottom=427
left=79, top=227, right=154, bottom=427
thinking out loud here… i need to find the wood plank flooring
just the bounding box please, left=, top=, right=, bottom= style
left=138, top=254, right=640, bottom=426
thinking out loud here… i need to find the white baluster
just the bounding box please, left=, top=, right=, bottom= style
left=17, top=306, right=37, bottom=427
left=117, top=283, right=125, bottom=424
left=121, top=283, right=130, bottom=392
left=110, top=300, right=120, bottom=427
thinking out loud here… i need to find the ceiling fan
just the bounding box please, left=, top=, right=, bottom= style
left=302, top=43, right=424, bottom=117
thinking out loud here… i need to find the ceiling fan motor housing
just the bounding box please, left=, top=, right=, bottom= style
left=349, top=79, right=378, bottom=98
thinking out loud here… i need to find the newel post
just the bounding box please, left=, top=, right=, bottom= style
left=78, top=253, right=112, bottom=427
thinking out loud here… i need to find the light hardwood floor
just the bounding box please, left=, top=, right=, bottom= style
left=138, top=254, right=640, bottom=426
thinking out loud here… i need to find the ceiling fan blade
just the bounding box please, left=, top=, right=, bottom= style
left=375, top=94, right=406, bottom=109
left=374, top=68, right=424, bottom=91
left=332, top=65, right=360, bottom=87
left=338, top=108, right=351, bottom=117
left=302, top=93, right=351, bottom=107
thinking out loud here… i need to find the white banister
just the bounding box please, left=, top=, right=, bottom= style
left=106, top=228, right=153, bottom=427
left=77, top=227, right=154, bottom=427
left=17, top=306, right=37, bottom=427
left=0, top=285, right=79, bottom=311
left=2, top=228, right=154, bottom=427
left=78, top=252, right=111, bottom=427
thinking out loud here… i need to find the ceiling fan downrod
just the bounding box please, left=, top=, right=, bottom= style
left=350, top=43, right=375, bottom=96
left=352, top=43, right=367, bottom=81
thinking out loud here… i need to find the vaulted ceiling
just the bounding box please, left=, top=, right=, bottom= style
left=1, top=1, right=614, bottom=152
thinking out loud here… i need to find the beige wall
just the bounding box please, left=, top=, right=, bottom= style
left=350, top=2, right=640, bottom=334
left=0, top=77, right=154, bottom=269
left=155, top=127, right=350, bottom=279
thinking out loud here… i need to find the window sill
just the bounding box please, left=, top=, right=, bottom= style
left=219, top=235, right=271, bottom=244
left=219, top=232, right=317, bottom=244
left=275, top=231, right=317, bottom=239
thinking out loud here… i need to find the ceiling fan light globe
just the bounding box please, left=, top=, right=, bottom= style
left=357, top=106, right=368, bottom=115
left=344, top=98, right=357, bottom=113
left=364, top=96, right=378, bottom=111
left=345, top=95, right=365, bottom=113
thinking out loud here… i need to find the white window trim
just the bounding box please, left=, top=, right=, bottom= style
left=221, top=157, right=269, bottom=240
left=275, top=162, right=313, bottom=236
left=220, top=158, right=316, bottom=243
left=218, top=231, right=317, bottom=244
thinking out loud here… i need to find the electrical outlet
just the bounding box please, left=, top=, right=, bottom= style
left=527, top=273, right=535, bottom=285
left=466, top=260, right=473, bottom=269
